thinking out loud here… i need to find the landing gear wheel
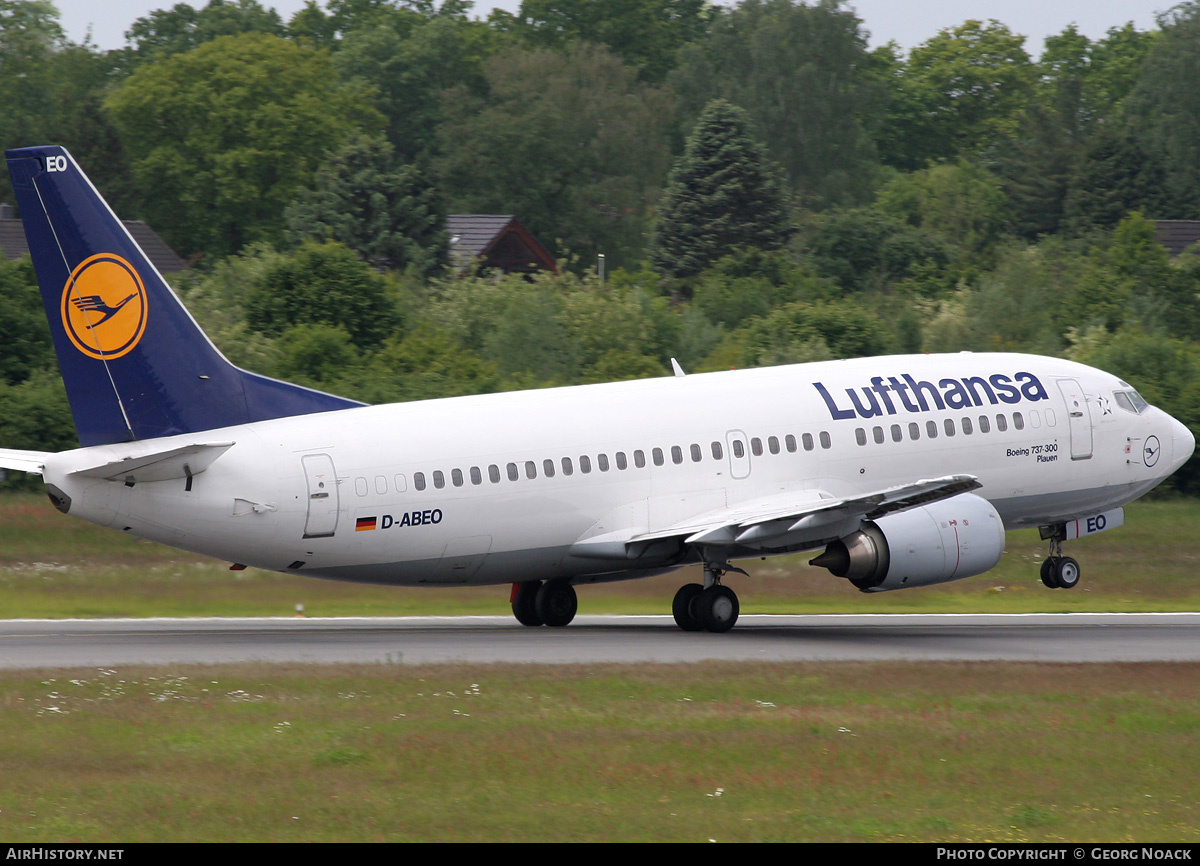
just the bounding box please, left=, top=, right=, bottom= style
left=697, top=585, right=739, bottom=633
left=672, top=583, right=705, bottom=632
left=1053, top=556, right=1080, bottom=589
left=512, top=581, right=543, bottom=626
left=1040, top=557, right=1058, bottom=589
left=535, top=578, right=578, bottom=627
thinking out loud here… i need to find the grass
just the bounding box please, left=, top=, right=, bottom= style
left=1, top=492, right=1199, bottom=618
left=0, top=661, right=1196, bottom=842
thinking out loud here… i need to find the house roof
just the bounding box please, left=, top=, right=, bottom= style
left=447, top=214, right=556, bottom=274
left=1154, top=220, right=1200, bottom=258
left=1, top=213, right=187, bottom=274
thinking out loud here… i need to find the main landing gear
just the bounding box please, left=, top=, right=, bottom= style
left=1039, top=535, right=1080, bottom=589
left=511, top=578, right=578, bottom=627
left=672, top=558, right=743, bottom=633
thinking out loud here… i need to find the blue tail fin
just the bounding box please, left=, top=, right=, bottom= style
left=5, top=145, right=364, bottom=447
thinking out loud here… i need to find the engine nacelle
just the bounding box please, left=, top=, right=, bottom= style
left=809, top=493, right=1005, bottom=592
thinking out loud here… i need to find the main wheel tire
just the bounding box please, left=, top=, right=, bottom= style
left=1054, top=556, right=1081, bottom=589
left=698, top=585, right=739, bottom=633
left=512, top=581, right=544, bottom=626
left=672, top=583, right=705, bottom=631
left=1040, top=557, right=1058, bottom=588
left=535, top=578, right=578, bottom=627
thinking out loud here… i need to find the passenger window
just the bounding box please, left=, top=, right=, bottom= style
left=820, top=431, right=831, bottom=449
left=672, top=445, right=684, bottom=464
left=652, top=447, right=664, bottom=466
left=598, top=454, right=610, bottom=471
left=873, top=426, right=884, bottom=444
left=375, top=475, right=388, bottom=495
left=891, top=424, right=902, bottom=443
left=1045, top=409, right=1057, bottom=427
left=856, top=427, right=867, bottom=446
left=525, top=461, right=537, bottom=480
left=433, top=470, right=445, bottom=489
left=995, top=414, right=1007, bottom=432
left=962, top=417, right=973, bottom=435
left=394, top=474, right=408, bottom=492
left=414, top=472, right=426, bottom=491
left=711, top=441, right=723, bottom=460
left=470, top=466, right=482, bottom=485
left=1013, top=412, right=1024, bottom=431
left=507, top=462, right=519, bottom=481
left=785, top=434, right=797, bottom=453
left=730, top=441, right=743, bottom=459
left=690, top=444, right=702, bottom=462
left=452, top=468, right=464, bottom=487
left=926, top=420, right=938, bottom=439
left=944, top=418, right=955, bottom=437
left=616, top=452, right=628, bottom=470
left=562, top=457, right=573, bottom=476
left=768, top=436, right=780, bottom=454
left=634, top=450, right=646, bottom=469
left=909, top=422, right=920, bottom=440
left=580, top=455, right=592, bottom=473
left=978, top=415, right=991, bottom=433
left=489, top=464, right=501, bottom=484
left=542, top=459, right=555, bottom=478
left=750, top=438, right=763, bottom=456
left=355, top=477, right=368, bottom=497
left=802, top=433, right=814, bottom=451
left=1030, top=410, right=1041, bottom=429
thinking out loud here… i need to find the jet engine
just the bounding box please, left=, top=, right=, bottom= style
left=809, top=493, right=1005, bottom=592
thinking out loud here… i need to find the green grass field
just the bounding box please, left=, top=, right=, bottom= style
left=0, top=661, right=1196, bottom=842
left=1, top=492, right=1198, bottom=618
left=1, top=492, right=1197, bottom=842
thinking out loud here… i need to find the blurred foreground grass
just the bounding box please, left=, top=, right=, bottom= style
left=0, top=661, right=1196, bottom=842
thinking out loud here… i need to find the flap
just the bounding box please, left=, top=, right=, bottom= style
left=629, top=474, right=982, bottom=550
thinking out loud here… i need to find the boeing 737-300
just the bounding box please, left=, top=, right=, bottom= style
left=0, top=146, right=1194, bottom=632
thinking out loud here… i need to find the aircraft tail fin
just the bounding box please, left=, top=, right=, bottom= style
left=4, top=145, right=364, bottom=447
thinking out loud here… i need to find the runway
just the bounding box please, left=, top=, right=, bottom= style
left=1, top=613, right=1198, bottom=668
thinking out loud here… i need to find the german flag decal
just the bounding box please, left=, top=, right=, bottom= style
left=355, top=516, right=377, bottom=532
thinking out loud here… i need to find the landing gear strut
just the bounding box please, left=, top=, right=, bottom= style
left=511, top=579, right=578, bottom=627
left=672, top=557, right=742, bottom=633
left=1039, top=534, right=1080, bottom=589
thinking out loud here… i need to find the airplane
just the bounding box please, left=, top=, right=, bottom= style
left=0, top=145, right=1194, bottom=632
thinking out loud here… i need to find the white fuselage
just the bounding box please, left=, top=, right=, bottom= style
left=39, top=353, right=1194, bottom=587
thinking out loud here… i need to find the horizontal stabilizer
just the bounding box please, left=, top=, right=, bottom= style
left=69, top=441, right=235, bottom=483
left=630, top=474, right=982, bottom=552
left=0, top=449, right=52, bottom=475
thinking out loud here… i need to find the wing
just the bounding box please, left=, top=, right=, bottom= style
left=604, top=475, right=982, bottom=559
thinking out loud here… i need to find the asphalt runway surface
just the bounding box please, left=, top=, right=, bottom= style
left=0, top=613, right=1198, bottom=668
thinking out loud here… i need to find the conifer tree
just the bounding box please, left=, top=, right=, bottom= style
left=650, top=100, right=793, bottom=279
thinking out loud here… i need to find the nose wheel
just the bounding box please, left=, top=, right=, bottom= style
left=1039, top=539, right=1080, bottom=589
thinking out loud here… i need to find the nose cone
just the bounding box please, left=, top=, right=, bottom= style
left=1171, top=415, right=1196, bottom=474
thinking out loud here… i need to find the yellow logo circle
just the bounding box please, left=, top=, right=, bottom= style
left=61, top=254, right=148, bottom=360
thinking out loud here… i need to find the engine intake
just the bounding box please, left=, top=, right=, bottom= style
left=810, top=493, right=1005, bottom=592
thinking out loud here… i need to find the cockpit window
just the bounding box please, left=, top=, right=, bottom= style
left=1114, top=390, right=1149, bottom=414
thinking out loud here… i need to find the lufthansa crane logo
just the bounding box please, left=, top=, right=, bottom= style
left=61, top=254, right=148, bottom=360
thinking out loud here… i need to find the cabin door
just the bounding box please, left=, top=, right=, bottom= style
left=1056, top=379, right=1093, bottom=460
left=302, top=453, right=340, bottom=538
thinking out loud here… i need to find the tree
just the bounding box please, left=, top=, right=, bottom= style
left=435, top=42, right=673, bottom=269
left=122, top=0, right=285, bottom=64
left=105, top=33, right=383, bottom=258
left=515, top=0, right=709, bottom=82
left=670, top=0, right=883, bottom=205
left=245, top=241, right=400, bottom=349
left=650, top=99, right=793, bottom=279
left=880, top=20, right=1036, bottom=169
left=286, top=136, right=448, bottom=275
